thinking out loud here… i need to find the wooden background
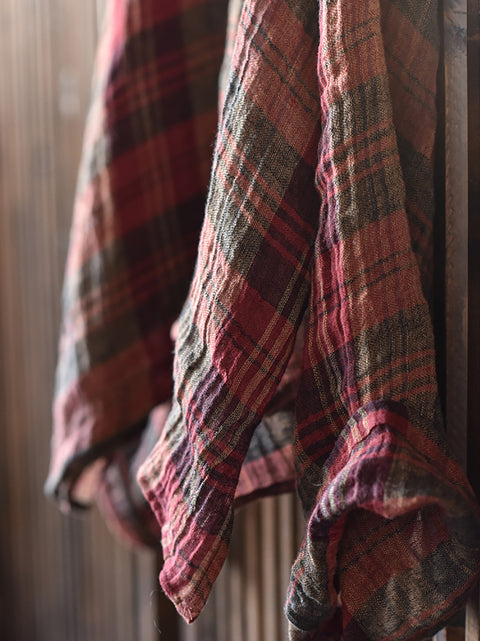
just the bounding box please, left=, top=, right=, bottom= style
left=0, top=0, right=478, bottom=640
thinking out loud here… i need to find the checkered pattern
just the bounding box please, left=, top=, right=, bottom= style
left=46, top=0, right=298, bottom=533
left=137, top=0, right=480, bottom=638
left=45, top=0, right=229, bottom=504
left=46, top=0, right=480, bottom=638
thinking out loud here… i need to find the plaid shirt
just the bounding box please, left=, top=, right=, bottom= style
left=47, top=0, right=480, bottom=639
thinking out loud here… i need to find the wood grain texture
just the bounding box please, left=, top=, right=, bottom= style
left=0, top=2, right=173, bottom=640
left=466, top=0, right=480, bottom=499
left=444, top=0, right=480, bottom=639
left=436, top=628, right=469, bottom=641
left=443, top=2, right=469, bottom=640
left=466, top=0, right=480, bottom=637
left=444, top=0, right=468, bottom=470
left=244, top=501, right=263, bottom=641
left=178, top=495, right=302, bottom=641
left=467, top=586, right=480, bottom=641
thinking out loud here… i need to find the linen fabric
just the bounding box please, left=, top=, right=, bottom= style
left=45, top=0, right=480, bottom=639
left=137, top=0, right=480, bottom=639
left=45, top=0, right=297, bottom=530
left=44, top=0, right=229, bottom=506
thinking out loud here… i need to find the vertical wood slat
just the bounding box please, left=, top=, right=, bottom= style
left=262, top=497, right=280, bottom=641
left=466, top=0, right=480, bottom=498
left=467, top=588, right=480, bottom=641
left=278, top=493, right=300, bottom=641
left=230, top=507, right=246, bottom=641
left=0, top=1, right=169, bottom=640
left=436, top=629, right=469, bottom=641
left=244, top=501, right=263, bottom=641
left=96, top=0, right=108, bottom=34
left=444, top=0, right=480, bottom=639
left=444, top=0, right=468, bottom=470
left=180, top=494, right=302, bottom=641
left=466, top=0, right=480, bottom=637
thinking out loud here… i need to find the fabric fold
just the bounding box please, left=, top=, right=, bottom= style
left=46, top=0, right=305, bottom=549
left=286, top=0, right=480, bottom=638
left=287, top=403, right=480, bottom=640
left=138, top=0, right=322, bottom=621
left=47, top=0, right=480, bottom=637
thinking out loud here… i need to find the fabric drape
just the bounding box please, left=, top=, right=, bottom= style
left=46, top=0, right=480, bottom=639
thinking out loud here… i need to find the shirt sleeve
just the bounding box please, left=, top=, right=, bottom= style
left=138, top=0, right=322, bottom=622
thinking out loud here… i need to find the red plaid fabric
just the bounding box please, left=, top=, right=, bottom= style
left=44, top=0, right=228, bottom=505
left=136, top=0, right=480, bottom=639
left=45, top=0, right=296, bottom=531
left=46, top=0, right=480, bottom=638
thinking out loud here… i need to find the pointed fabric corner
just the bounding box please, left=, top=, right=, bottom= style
left=137, top=0, right=322, bottom=620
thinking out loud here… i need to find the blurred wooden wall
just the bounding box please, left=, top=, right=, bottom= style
left=0, top=2, right=176, bottom=640
left=444, top=0, right=480, bottom=636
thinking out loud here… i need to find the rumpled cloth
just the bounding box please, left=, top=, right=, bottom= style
left=44, top=0, right=228, bottom=508
left=45, top=0, right=298, bottom=538
left=136, top=0, right=480, bottom=639
left=46, top=0, right=480, bottom=638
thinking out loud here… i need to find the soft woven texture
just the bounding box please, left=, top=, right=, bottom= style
left=45, top=0, right=298, bottom=535
left=136, top=0, right=480, bottom=639
left=44, top=0, right=229, bottom=506
left=46, top=0, right=480, bottom=638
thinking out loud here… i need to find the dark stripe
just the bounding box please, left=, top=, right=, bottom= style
left=242, top=1, right=319, bottom=109
left=385, top=0, right=439, bottom=47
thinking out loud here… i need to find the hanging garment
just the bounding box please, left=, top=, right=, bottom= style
left=45, top=0, right=298, bottom=541
left=136, top=0, right=480, bottom=639
left=46, top=0, right=480, bottom=639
